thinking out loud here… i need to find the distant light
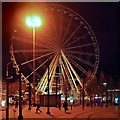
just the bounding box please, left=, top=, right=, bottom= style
left=115, top=89, right=119, bottom=91
left=26, top=16, right=42, bottom=28
left=64, top=11, right=67, bottom=13
left=114, top=97, right=119, bottom=104
left=103, top=97, right=106, bottom=101
left=50, top=89, right=52, bottom=92
left=95, top=94, right=98, bottom=97
left=1, top=100, right=6, bottom=107
left=107, top=89, right=120, bottom=92
left=95, top=96, right=102, bottom=99
left=103, top=82, right=107, bottom=86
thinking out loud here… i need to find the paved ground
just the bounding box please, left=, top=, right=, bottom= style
left=1, top=104, right=120, bottom=119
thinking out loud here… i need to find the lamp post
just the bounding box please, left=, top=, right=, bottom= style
left=80, top=88, right=82, bottom=105
left=56, top=77, right=58, bottom=107
left=47, top=65, right=50, bottom=115
left=6, top=62, right=13, bottom=120
left=82, top=79, right=84, bottom=110
left=28, top=82, right=31, bottom=110
left=26, top=16, right=42, bottom=105
left=59, top=76, right=61, bottom=110
left=18, top=64, right=23, bottom=119
left=103, top=82, right=108, bottom=108
left=101, top=90, right=103, bottom=108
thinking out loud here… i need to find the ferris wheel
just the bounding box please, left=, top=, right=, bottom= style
left=10, top=4, right=99, bottom=95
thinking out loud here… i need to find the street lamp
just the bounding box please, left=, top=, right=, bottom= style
left=56, top=77, right=57, bottom=107
left=47, top=65, right=50, bottom=115
left=28, top=81, right=31, bottom=110
left=82, top=79, right=85, bottom=110
left=25, top=15, right=42, bottom=105
left=103, top=82, right=108, bottom=108
left=17, top=64, right=24, bottom=119
left=6, top=62, right=13, bottom=120
left=80, top=87, right=82, bottom=105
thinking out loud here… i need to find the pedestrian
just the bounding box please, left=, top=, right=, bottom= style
left=36, top=101, right=42, bottom=113
left=13, top=100, right=18, bottom=112
left=63, top=100, right=68, bottom=113
left=15, top=100, right=18, bottom=109
left=57, top=101, right=61, bottom=110
left=90, top=101, right=93, bottom=108
left=22, top=98, right=26, bottom=109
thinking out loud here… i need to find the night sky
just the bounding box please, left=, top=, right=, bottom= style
left=2, top=2, right=120, bottom=81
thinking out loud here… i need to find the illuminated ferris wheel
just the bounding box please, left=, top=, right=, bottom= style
left=10, top=4, right=99, bottom=96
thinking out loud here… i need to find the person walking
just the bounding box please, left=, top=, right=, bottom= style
left=63, top=100, right=68, bottom=113
left=13, top=100, right=18, bottom=112
left=22, top=98, right=26, bottom=109
left=36, top=101, right=42, bottom=113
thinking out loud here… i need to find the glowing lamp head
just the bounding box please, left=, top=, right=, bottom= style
left=26, top=16, right=42, bottom=28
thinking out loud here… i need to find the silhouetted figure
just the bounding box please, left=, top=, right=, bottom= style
left=22, top=99, right=26, bottom=109
left=57, top=101, right=61, bottom=110
left=13, top=100, right=18, bottom=112
left=63, top=100, right=68, bottom=113
left=90, top=101, right=93, bottom=108
left=15, top=100, right=18, bottom=109
left=36, top=101, right=42, bottom=113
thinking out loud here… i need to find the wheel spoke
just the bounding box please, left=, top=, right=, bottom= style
left=61, top=51, right=83, bottom=89
left=23, top=54, right=42, bottom=78
left=26, top=54, right=54, bottom=79
left=37, top=54, right=58, bottom=90
left=61, top=16, right=73, bottom=46
left=62, top=24, right=81, bottom=47
left=65, top=53, right=88, bottom=75
left=61, top=57, right=73, bottom=88
left=61, top=51, right=79, bottom=92
left=37, top=26, right=58, bottom=50
left=65, top=33, right=89, bottom=48
left=14, top=49, right=53, bottom=53
left=58, top=12, right=63, bottom=43
left=64, top=50, right=98, bottom=56
left=64, top=43, right=95, bottom=50
left=21, top=51, right=55, bottom=66
left=64, top=51, right=95, bottom=67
